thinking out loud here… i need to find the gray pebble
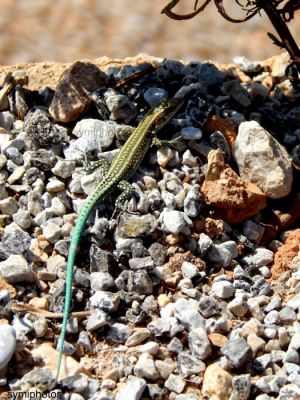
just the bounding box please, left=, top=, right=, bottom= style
left=181, top=126, right=202, bottom=140
left=221, top=337, right=253, bottom=368
left=87, top=309, right=110, bottom=332
left=0, top=228, right=31, bottom=256
left=183, top=185, right=203, bottom=218
left=164, top=374, right=185, bottom=394
left=188, top=327, right=211, bottom=360
left=207, top=244, right=232, bottom=267
left=106, top=323, right=131, bottom=343
left=160, top=210, right=192, bottom=235
left=174, top=298, right=204, bottom=331
left=13, top=210, right=32, bottom=229
left=0, top=255, right=35, bottom=283
left=115, top=376, right=146, bottom=400
left=177, top=352, right=206, bottom=377
left=242, top=248, right=274, bottom=267
left=198, top=233, right=213, bottom=256
left=212, top=280, right=235, bottom=299
left=90, top=272, right=114, bottom=291
left=143, top=87, right=168, bottom=107
left=89, top=291, right=120, bottom=312
left=0, top=111, right=15, bottom=130
left=0, top=324, right=16, bottom=369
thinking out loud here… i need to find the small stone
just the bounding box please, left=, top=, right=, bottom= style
left=0, top=197, right=18, bottom=215
left=13, top=210, right=32, bottom=229
left=243, top=219, right=265, bottom=243
left=143, top=87, right=167, bottom=107
left=128, top=256, right=154, bottom=271
left=288, top=332, right=300, bottom=351
left=173, top=298, right=204, bottom=331
left=164, top=374, right=186, bottom=394
left=183, top=184, right=203, bottom=218
left=168, top=337, right=183, bottom=354
left=242, top=247, right=274, bottom=267
left=155, top=359, right=175, bottom=379
left=181, top=126, right=202, bottom=140
left=181, top=261, right=199, bottom=279
left=279, top=306, right=296, bottom=324
left=212, top=280, right=235, bottom=299
left=287, top=293, right=300, bottom=311
left=283, top=350, right=299, bottom=364
left=221, top=337, right=253, bottom=368
left=86, top=309, right=110, bottom=332
left=202, top=363, right=233, bottom=400
left=160, top=210, right=193, bottom=235
left=106, top=323, right=131, bottom=343
left=278, top=384, right=300, bottom=400
left=177, top=352, right=206, bottom=377
left=1, top=228, right=31, bottom=256
left=115, top=376, right=146, bottom=400
left=43, top=221, right=61, bottom=244
left=198, top=233, right=213, bottom=256
left=0, top=324, right=16, bottom=369
left=134, top=353, right=160, bottom=380
left=228, top=296, right=248, bottom=317
left=232, top=374, right=251, bottom=400
left=139, top=341, right=159, bottom=355
left=0, top=111, right=15, bottom=130
left=125, top=328, right=151, bottom=347
left=247, top=333, right=266, bottom=355
left=0, top=255, right=35, bottom=283
left=49, top=61, right=108, bottom=123
left=264, top=310, right=280, bottom=325
left=89, top=291, right=120, bottom=312
left=188, top=327, right=212, bottom=360
left=90, top=272, right=114, bottom=291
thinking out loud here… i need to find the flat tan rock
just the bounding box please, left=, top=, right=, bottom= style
left=31, top=342, right=86, bottom=381
left=201, top=149, right=267, bottom=224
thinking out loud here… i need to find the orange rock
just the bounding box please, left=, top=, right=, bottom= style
left=49, top=61, right=108, bottom=123
left=201, top=149, right=267, bottom=224
left=0, top=278, right=16, bottom=298
left=208, top=332, right=228, bottom=347
left=270, top=229, right=300, bottom=280
left=203, top=115, right=237, bottom=145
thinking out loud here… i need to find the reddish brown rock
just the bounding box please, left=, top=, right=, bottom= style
left=49, top=60, right=109, bottom=123
left=201, top=149, right=267, bottom=224
left=271, top=229, right=300, bottom=280
left=203, top=115, right=237, bottom=146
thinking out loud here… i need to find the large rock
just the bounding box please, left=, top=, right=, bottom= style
left=233, top=121, right=293, bottom=199
left=49, top=61, right=108, bottom=123
left=201, top=149, right=267, bottom=223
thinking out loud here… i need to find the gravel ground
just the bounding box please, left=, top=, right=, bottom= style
left=0, top=53, right=299, bottom=399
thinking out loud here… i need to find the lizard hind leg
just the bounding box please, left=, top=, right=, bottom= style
left=110, top=180, right=135, bottom=221
left=82, top=156, right=110, bottom=174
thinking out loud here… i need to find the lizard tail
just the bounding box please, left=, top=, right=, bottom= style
left=55, top=195, right=100, bottom=382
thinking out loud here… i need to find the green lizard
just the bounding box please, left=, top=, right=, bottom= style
left=55, top=96, right=184, bottom=381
